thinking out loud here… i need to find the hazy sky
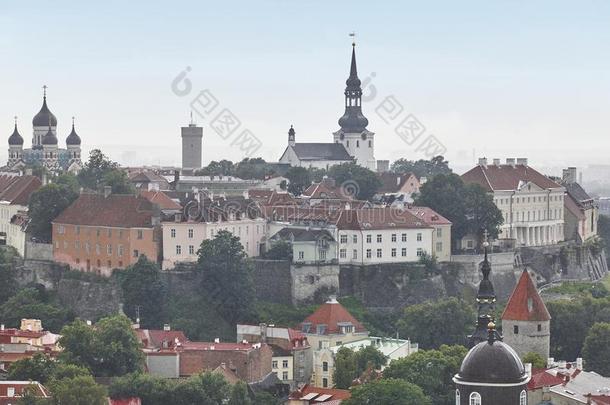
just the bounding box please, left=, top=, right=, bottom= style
left=2, top=1, right=610, bottom=174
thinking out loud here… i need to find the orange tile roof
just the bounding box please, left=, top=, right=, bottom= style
left=301, top=299, right=366, bottom=335
left=462, top=164, right=562, bottom=192
left=289, top=384, right=351, bottom=402
left=405, top=206, right=452, bottom=225
left=0, top=175, right=42, bottom=205
left=139, top=190, right=182, bottom=210
left=502, top=270, right=551, bottom=322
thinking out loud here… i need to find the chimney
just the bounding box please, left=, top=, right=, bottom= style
left=103, top=185, right=112, bottom=198
left=562, top=167, right=578, bottom=184
left=547, top=357, right=555, bottom=368
left=0, top=324, right=4, bottom=331
left=214, top=337, right=220, bottom=343
left=493, top=158, right=501, bottom=166
left=174, top=170, right=180, bottom=184
left=396, top=176, right=401, bottom=186
left=260, top=323, right=268, bottom=343
left=163, top=324, right=171, bottom=331
left=506, top=158, right=516, bottom=167
left=525, top=363, right=532, bottom=377
left=25, top=168, right=33, bottom=176
left=86, top=320, right=92, bottom=326
left=576, top=357, right=583, bottom=370
left=478, top=157, right=488, bottom=167
left=516, top=158, right=528, bottom=166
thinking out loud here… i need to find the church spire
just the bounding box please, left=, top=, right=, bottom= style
left=337, top=39, right=369, bottom=133
left=468, top=233, right=499, bottom=347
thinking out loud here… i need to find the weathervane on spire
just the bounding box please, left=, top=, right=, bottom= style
left=349, top=31, right=356, bottom=46
left=14, top=116, right=17, bottom=126
left=42, top=85, right=47, bottom=98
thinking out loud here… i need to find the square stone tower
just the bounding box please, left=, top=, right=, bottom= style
left=181, top=121, right=203, bottom=170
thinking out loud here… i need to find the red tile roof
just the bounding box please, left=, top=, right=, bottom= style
left=135, top=328, right=188, bottom=349
left=181, top=341, right=263, bottom=351
left=52, top=193, right=157, bottom=228
left=301, top=299, right=367, bottom=335
left=0, top=175, right=42, bottom=206
left=336, top=208, right=431, bottom=230
left=502, top=270, right=551, bottom=322
left=303, top=182, right=349, bottom=200
left=405, top=206, right=452, bottom=225
left=377, top=172, right=418, bottom=194
left=0, top=381, right=49, bottom=399
left=139, top=190, right=182, bottom=211
left=527, top=368, right=565, bottom=390
left=289, top=384, right=351, bottom=402
left=462, top=164, right=562, bottom=192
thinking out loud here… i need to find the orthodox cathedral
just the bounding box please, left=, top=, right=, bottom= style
left=279, top=42, right=376, bottom=170
left=6, top=87, right=82, bottom=172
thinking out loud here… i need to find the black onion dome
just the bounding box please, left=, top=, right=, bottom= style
left=33, top=96, right=58, bottom=127
left=338, top=44, right=369, bottom=133
left=288, top=125, right=295, bottom=137
left=66, top=123, right=81, bottom=145
left=338, top=110, right=369, bottom=133
left=456, top=340, right=527, bottom=385
left=8, top=124, right=23, bottom=145
left=41, top=126, right=58, bottom=145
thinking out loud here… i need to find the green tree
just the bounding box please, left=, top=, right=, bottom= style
left=228, top=381, right=251, bottom=405
left=0, top=288, right=73, bottom=332
left=8, top=353, right=56, bottom=383
left=333, top=347, right=358, bottom=389
left=93, top=315, right=144, bottom=377
left=197, top=160, right=235, bottom=176
left=355, top=345, right=388, bottom=375
left=17, top=384, right=49, bottom=405
left=391, top=156, right=452, bottom=179
left=598, top=215, right=610, bottom=262
left=54, top=173, right=81, bottom=195
left=308, top=167, right=328, bottom=183
left=253, top=391, right=281, bottom=405
left=344, top=378, right=431, bottom=405
left=414, top=174, right=503, bottom=251
left=197, top=230, right=256, bottom=323
left=0, top=248, right=17, bottom=305
left=383, top=345, right=467, bottom=405
left=101, top=169, right=134, bottom=194
left=48, top=375, right=107, bottom=405
left=328, top=162, right=382, bottom=200
left=285, top=166, right=311, bottom=196
left=77, top=149, right=119, bottom=191
left=397, top=298, right=475, bottom=349
left=28, top=183, right=79, bottom=241
left=58, top=319, right=97, bottom=370
left=522, top=352, right=546, bottom=369
left=263, top=240, right=292, bottom=261
left=583, top=322, right=610, bottom=375
left=117, top=255, right=166, bottom=328
left=234, top=157, right=274, bottom=180
left=547, top=298, right=595, bottom=360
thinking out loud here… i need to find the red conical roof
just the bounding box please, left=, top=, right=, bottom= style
left=300, top=298, right=367, bottom=335
left=502, top=270, right=551, bottom=322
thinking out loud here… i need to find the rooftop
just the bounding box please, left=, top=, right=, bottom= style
left=502, top=270, right=551, bottom=322
left=462, top=161, right=562, bottom=192
left=300, top=298, right=367, bottom=336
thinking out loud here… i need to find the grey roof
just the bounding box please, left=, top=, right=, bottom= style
left=8, top=124, right=23, bottom=146
left=565, top=182, right=592, bottom=204
left=273, top=227, right=335, bottom=242
left=292, top=143, right=352, bottom=161
left=338, top=44, right=369, bottom=133
left=41, top=126, right=58, bottom=145
left=66, top=123, right=81, bottom=145
left=33, top=96, right=58, bottom=127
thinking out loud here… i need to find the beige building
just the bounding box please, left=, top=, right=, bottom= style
left=462, top=158, right=565, bottom=247
left=405, top=206, right=452, bottom=262
left=0, top=174, right=41, bottom=256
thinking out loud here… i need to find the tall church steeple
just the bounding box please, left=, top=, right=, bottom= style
left=337, top=42, right=369, bottom=133
left=468, top=237, right=499, bottom=347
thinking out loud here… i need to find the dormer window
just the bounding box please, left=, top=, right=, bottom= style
left=302, top=323, right=311, bottom=333
left=316, top=324, right=327, bottom=335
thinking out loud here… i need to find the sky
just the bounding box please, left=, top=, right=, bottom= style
left=2, top=0, right=610, bottom=175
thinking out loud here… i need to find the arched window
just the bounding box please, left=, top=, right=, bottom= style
left=469, top=392, right=481, bottom=405
left=520, top=390, right=526, bottom=405
left=455, top=389, right=460, bottom=405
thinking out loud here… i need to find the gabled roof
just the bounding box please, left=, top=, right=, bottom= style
left=289, top=384, right=351, bottom=402
left=139, top=190, right=182, bottom=211
left=300, top=298, right=367, bottom=335
left=564, top=195, right=586, bottom=220
left=336, top=207, right=431, bottom=230
left=291, top=143, right=352, bottom=161
left=52, top=193, right=157, bottom=228
left=502, top=270, right=551, bottom=322
left=564, top=183, right=593, bottom=205
left=527, top=368, right=565, bottom=390
left=0, top=175, right=42, bottom=206
left=405, top=206, right=452, bottom=225
left=135, top=328, right=188, bottom=350
left=462, top=164, right=562, bottom=192
left=302, top=181, right=350, bottom=200
left=272, top=227, right=335, bottom=242
left=377, top=172, right=418, bottom=194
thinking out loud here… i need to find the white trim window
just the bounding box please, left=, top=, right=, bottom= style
left=469, top=392, right=481, bottom=405
left=520, top=390, right=526, bottom=405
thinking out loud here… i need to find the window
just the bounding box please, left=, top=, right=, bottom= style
left=402, top=233, right=407, bottom=242
left=319, top=249, right=327, bottom=260
left=368, top=140, right=371, bottom=148
left=391, top=233, right=397, bottom=242
left=402, top=247, right=407, bottom=257
left=376, top=248, right=382, bottom=258
left=107, top=260, right=112, bottom=268
left=298, top=251, right=304, bottom=260
left=366, top=249, right=372, bottom=258
left=537, top=324, right=542, bottom=332
left=417, top=233, right=422, bottom=241
left=171, top=228, right=176, bottom=238
left=366, top=234, right=372, bottom=243
left=188, top=229, right=194, bottom=238
left=322, top=378, right=328, bottom=387
left=133, top=249, right=139, bottom=258
left=317, top=325, right=326, bottom=335
left=391, top=248, right=396, bottom=257
left=7, top=387, right=15, bottom=397
left=107, top=244, right=112, bottom=255
left=520, top=390, right=527, bottom=405
left=356, top=140, right=359, bottom=148
left=455, top=389, right=460, bottom=405
left=352, top=249, right=358, bottom=259
left=322, top=362, right=328, bottom=372
left=118, top=244, right=123, bottom=257
left=189, top=245, right=195, bottom=255
left=137, top=230, right=143, bottom=239
left=96, top=228, right=101, bottom=237
left=119, top=229, right=123, bottom=238
left=58, top=225, right=65, bottom=234
left=417, top=248, right=423, bottom=257
left=340, top=234, right=348, bottom=243
left=282, top=371, right=289, bottom=380
left=272, top=360, right=278, bottom=368
left=469, top=392, right=481, bottom=405
left=514, top=325, right=519, bottom=334
left=436, top=242, right=443, bottom=252
left=107, top=228, right=112, bottom=237
left=377, top=234, right=382, bottom=243
left=437, top=228, right=442, bottom=237
left=76, top=226, right=81, bottom=235
left=95, top=244, right=100, bottom=255
left=283, top=360, right=289, bottom=368
left=352, top=235, right=358, bottom=243
left=339, top=249, right=347, bottom=259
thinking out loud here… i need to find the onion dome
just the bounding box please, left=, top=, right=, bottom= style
left=33, top=87, right=58, bottom=127
left=66, top=118, right=81, bottom=145
left=288, top=125, right=295, bottom=138
left=456, top=323, right=528, bottom=385
left=8, top=119, right=23, bottom=146
left=41, top=124, right=58, bottom=145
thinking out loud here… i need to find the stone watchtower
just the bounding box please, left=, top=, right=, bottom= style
left=501, top=269, right=551, bottom=361
left=181, top=113, right=203, bottom=170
